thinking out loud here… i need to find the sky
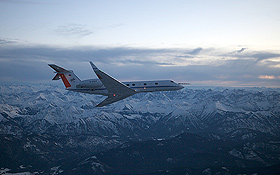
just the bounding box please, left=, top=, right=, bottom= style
left=0, top=0, right=280, bottom=87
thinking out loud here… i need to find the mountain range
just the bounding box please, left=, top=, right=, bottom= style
left=0, top=84, right=280, bottom=174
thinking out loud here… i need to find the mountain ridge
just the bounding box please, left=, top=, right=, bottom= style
left=0, top=84, right=280, bottom=174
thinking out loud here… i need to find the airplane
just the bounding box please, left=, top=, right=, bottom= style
left=48, top=62, right=184, bottom=107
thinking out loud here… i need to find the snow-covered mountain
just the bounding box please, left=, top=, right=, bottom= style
left=1, top=85, right=279, bottom=137
left=1, top=84, right=280, bottom=174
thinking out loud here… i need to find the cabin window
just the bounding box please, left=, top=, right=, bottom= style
left=144, top=83, right=147, bottom=85
left=155, top=83, right=158, bottom=85
left=132, top=84, right=135, bottom=86
left=126, top=84, right=130, bottom=86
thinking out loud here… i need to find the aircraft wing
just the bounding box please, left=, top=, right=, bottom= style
left=96, top=94, right=134, bottom=107
left=90, top=62, right=136, bottom=107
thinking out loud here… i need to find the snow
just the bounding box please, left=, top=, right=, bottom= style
left=124, top=114, right=142, bottom=119
left=0, top=168, right=35, bottom=175
left=0, top=84, right=279, bottom=136
left=243, top=147, right=264, bottom=162
left=51, top=166, right=63, bottom=175
left=0, top=84, right=280, bottom=174
left=229, top=148, right=244, bottom=159
left=0, top=113, right=5, bottom=122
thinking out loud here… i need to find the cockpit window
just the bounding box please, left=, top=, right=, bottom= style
left=170, top=81, right=174, bottom=83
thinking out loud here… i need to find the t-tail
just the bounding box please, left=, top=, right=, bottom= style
left=48, top=64, right=81, bottom=89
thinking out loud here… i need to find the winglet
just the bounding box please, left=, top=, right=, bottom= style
left=89, top=62, right=98, bottom=70
left=90, top=62, right=103, bottom=79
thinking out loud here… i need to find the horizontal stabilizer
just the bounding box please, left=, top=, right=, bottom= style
left=52, top=73, right=61, bottom=80
left=48, top=64, right=71, bottom=73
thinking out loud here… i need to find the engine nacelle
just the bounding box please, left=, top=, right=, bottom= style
left=76, top=79, right=102, bottom=89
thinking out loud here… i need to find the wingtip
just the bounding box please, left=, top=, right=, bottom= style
left=95, top=102, right=101, bottom=107
left=89, top=61, right=98, bottom=70
left=95, top=103, right=104, bottom=107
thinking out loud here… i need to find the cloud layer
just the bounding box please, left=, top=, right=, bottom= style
left=55, top=24, right=94, bottom=38
left=0, top=42, right=280, bottom=87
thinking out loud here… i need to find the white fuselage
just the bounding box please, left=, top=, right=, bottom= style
left=69, top=79, right=183, bottom=95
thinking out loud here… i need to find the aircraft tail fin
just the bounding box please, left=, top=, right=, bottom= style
left=48, top=64, right=81, bottom=89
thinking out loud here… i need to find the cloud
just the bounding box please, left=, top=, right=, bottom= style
left=56, top=24, right=93, bottom=38
left=0, top=44, right=280, bottom=87
left=0, top=39, right=16, bottom=45
left=258, top=75, right=279, bottom=80
left=224, top=49, right=280, bottom=71
left=55, top=23, right=124, bottom=39
left=230, top=50, right=280, bottom=62
left=0, top=38, right=26, bottom=45
left=120, top=59, right=174, bottom=66
left=188, top=47, right=203, bottom=55
left=229, top=48, right=247, bottom=54
left=237, top=48, right=246, bottom=53
left=250, top=52, right=280, bottom=62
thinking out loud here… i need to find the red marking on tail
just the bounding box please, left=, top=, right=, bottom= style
left=96, top=74, right=102, bottom=79
left=60, top=74, right=71, bottom=88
